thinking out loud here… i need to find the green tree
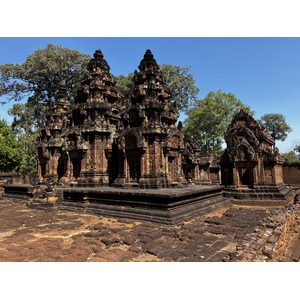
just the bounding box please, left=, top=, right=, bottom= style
left=115, top=73, right=134, bottom=97
left=259, top=113, right=292, bottom=149
left=0, top=119, right=21, bottom=172
left=282, top=151, right=300, bottom=163
left=294, top=145, right=300, bottom=156
left=0, top=43, right=91, bottom=124
left=183, top=90, right=254, bottom=156
left=9, top=103, right=37, bottom=134
left=8, top=103, right=38, bottom=172
left=160, top=64, right=199, bottom=112
left=115, top=64, right=200, bottom=112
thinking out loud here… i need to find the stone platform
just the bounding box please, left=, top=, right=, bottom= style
left=1, top=183, right=228, bottom=224
left=1, top=184, right=35, bottom=202
left=223, top=183, right=293, bottom=206
left=57, top=185, right=228, bottom=224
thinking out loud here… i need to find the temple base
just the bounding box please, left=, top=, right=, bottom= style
left=112, top=176, right=188, bottom=189
left=0, top=184, right=34, bottom=202
left=58, top=185, right=228, bottom=224
left=223, top=183, right=293, bottom=206
left=1, top=183, right=229, bottom=224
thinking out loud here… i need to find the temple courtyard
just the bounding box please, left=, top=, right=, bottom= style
left=1, top=49, right=299, bottom=262
left=0, top=197, right=299, bottom=262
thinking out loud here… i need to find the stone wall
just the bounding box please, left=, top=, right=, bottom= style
left=283, top=163, right=300, bottom=185
left=0, top=172, right=33, bottom=185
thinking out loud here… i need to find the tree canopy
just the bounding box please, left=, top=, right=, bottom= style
left=115, top=64, right=199, bottom=112
left=0, top=43, right=91, bottom=125
left=259, top=113, right=292, bottom=148
left=8, top=103, right=38, bottom=172
left=160, top=64, right=199, bottom=112
left=0, top=119, right=21, bottom=172
left=183, top=90, right=254, bottom=156
left=115, top=73, right=134, bottom=97
left=282, top=151, right=300, bottom=163
left=294, top=145, right=300, bottom=155
left=0, top=44, right=91, bottom=172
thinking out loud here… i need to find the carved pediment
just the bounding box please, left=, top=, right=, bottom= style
left=223, top=110, right=280, bottom=163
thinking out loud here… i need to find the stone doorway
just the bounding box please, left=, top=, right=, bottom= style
left=238, top=167, right=253, bottom=188
left=71, top=158, right=81, bottom=180
left=124, top=134, right=141, bottom=183
left=57, top=152, right=68, bottom=180
left=109, top=142, right=119, bottom=185
left=128, top=156, right=141, bottom=182
left=41, top=163, right=46, bottom=179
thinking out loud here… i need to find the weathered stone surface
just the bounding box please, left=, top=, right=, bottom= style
left=0, top=198, right=299, bottom=262
left=182, top=138, right=221, bottom=185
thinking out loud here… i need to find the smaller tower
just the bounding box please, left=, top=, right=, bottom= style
left=221, top=110, right=292, bottom=204
left=36, top=85, right=71, bottom=183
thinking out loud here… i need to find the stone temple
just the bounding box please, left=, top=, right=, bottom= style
left=1, top=49, right=292, bottom=224
left=28, top=49, right=226, bottom=224
left=221, top=110, right=292, bottom=205
left=36, top=49, right=216, bottom=189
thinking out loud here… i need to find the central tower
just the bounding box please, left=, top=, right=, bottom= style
left=64, top=50, right=124, bottom=186
left=113, top=50, right=187, bottom=188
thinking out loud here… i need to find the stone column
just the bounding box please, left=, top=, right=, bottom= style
left=51, top=148, right=60, bottom=181
left=60, top=152, right=71, bottom=184
left=232, top=163, right=238, bottom=187
left=80, top=148, right=88, bottom=178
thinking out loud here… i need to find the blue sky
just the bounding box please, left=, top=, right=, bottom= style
left=0, top=37, right=299, bottom=153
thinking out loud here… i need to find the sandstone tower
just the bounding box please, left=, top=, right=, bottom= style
left=113, top=50, right=187, bottom=188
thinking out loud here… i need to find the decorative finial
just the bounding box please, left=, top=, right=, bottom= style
left=177, top=121, right=183, bottom=131
left=138, top=49, right=159, bottom=71
left=94, top=49, right=104, bottom=59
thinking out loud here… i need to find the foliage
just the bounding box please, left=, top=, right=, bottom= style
left=0, top=43, right=91, bottom=125
left=0, top=44, right=91, bottom=172
left=115, top=64, right=199, bottom=112
left=15, top=131, right=38, bottom=173
left=259, top=113, right=292, bottom=148
left=115, top=73, right=134, bottom=97
left=274, top=146, right=280, bottom=153
left=9, top=102, right=37, bottom=134
left=0, top=119, right=21, bottom=172
left=294, top=144, right=300, bottom=155
left=183, top=90, right=254, bottom=156
left=282, top=151, right=300, bottom=163
left=160, top=64, right=199, bottom=112
left=8, top=103, right=38, bottom=172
